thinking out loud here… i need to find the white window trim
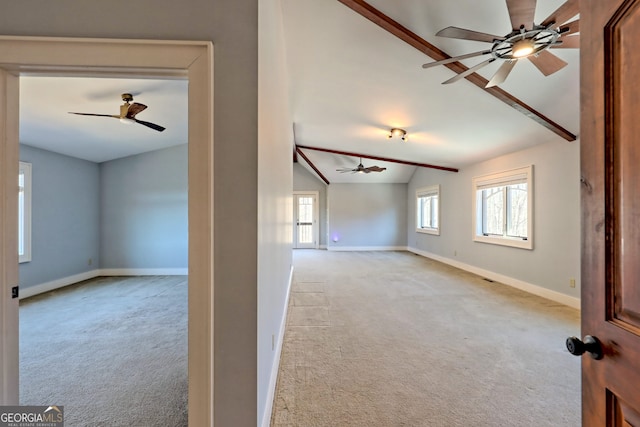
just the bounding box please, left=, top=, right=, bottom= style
left=19, top=161, right=32, bottom=263
left=472, top=165, right=533, bottom=250
left=416, top=184, right=440, bottom=236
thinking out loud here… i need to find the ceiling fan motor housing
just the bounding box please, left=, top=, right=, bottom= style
left=491, top=27, right=561, bottom=60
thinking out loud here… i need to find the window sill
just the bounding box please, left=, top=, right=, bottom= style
left=417, top=228, right=440, bottom=236
left=473, top=235, right=532, bottom=250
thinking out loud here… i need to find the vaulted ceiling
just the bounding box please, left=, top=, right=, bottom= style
left=284, top=0, right=579, bottom=183
left=20, top=76, right=188, bottom=163
left=18, top=0, right=579, bottom=181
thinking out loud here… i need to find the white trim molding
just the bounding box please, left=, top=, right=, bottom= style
left=408, top=247, right=580, bottom=310
left=19, top=270, right=101, bottom=300
left=100, top=268, right=189, bottom=276
left=18, top=268, right=190, bottom=300
left=260, top=265, right=294, bottom=427
left=328, top=246, right=407, bottom=252
left=0, top=37, right=214, bottom=421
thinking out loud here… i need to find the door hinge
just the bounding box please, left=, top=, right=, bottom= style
left=11, top=286, right=18, bottom=299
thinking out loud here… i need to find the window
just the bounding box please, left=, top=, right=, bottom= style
left=416, top=185, right=440, bottom=235
left=19, top=161, right=32, bottom=263
left=472, top=165, right=533, bottom=249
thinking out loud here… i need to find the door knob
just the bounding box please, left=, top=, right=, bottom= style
left=566, top=335, right=604, bottom=360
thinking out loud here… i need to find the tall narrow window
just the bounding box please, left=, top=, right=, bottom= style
left=473, top=165, right=533, bottom=249
left=416, top=185, right=440, bottom=235
left=19, top=161, right=32, bottom=263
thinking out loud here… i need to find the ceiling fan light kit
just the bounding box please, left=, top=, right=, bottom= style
left=511, top=38, right=536, bottom=57
left=421, top=0, right=579, bottom=88
left=388, top=128, right=407, bottom=141
left=69, top=93, right=166, bottom=132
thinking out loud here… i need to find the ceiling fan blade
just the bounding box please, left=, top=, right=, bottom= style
left=436, top=26, right=505, bottom=43
left=133, top=119, right=166, bottom=132
left=551, top=35, right=579, bottom=49
left=68, top=112, right=120, bottom=118
left=486, top=60, right=517, bottom=88
left=559, top=19, right=579, bottom=36
left=126, top=102, right=148, bottom=119
left=541, top=0, right=579, bottom=27
left=364, top=166, right=387, bottom=173
left=527, top=50, right=568, bottom=76
left=506, top=0, right=537, bottom=31
left=442, top=58, right=496, bottom=84
left=423, top=50, right=492, bottom=69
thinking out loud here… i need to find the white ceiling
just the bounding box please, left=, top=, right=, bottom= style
left=282, top=0, right=579, bottom=183
left=20, top=76, right=188, bottom=163
left=18, top=0, right=579, bottom=181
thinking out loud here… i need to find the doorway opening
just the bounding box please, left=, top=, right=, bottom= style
left=0, top=37, right=214, bottom=425
left=293, top=191, right=319, bottom=249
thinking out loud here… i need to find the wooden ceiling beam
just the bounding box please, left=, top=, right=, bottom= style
left=296, top=144, right=459, bottom=172
left=295, top=146, right=331, bottom=185
left=336, top=0, right=577, bottom=141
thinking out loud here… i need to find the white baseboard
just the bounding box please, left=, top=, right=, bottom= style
left=407, top=247, right=580, bottom=310
left=328, top=245, right=407, bottom=252
left=19, top=268, right=188, bottom=299
left=99, top=268, right=188, bottom=276
left=261, top=264, right=294, bottom=427
left=19, top=269, right=101, bottom=299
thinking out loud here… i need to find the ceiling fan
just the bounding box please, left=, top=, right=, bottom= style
left=336, top=158, right=386, bottom=174
left=68, top=93, right=166, bottom=132
left=422, top=0, right=579, bottom=87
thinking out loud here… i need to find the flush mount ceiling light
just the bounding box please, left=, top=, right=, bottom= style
left=388, top=128, right=407, bottom=141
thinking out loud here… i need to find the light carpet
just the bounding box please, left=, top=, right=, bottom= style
left=19, top=275, right=188, bottom=427
left=272, top=250, right=581, bottom=426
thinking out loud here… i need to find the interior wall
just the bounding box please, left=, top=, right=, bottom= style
left=1, top=1, right=260, bottom=424
left=293, top=163, right=328, bottom=247
left=328, top=183, right=407, bottom=249
left=18, top=144, right=100, bottom=289
left=258, top=0, right=294, bottom=424
left=407, top=139, right=581, bottom=300
left=100, top=144, right=188, bottom=269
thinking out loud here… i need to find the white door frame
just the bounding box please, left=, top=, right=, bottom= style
left=0, top=37, right=214, bottom=426
left=293, top=191, right=319, bottom=249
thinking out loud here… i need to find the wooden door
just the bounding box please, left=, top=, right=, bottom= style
left=581, top=0, right=640, bottom=424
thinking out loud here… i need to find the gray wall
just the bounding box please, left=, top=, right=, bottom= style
left=18, top=144, right=100, bottom=289
left=293, top=164, right=328, bottom=247
left=257, top=1, right=294, bottom=424
left=408, top=139, right=581, bottom=299
left=328, top=184, right=407, bottom=249
left=1, top=1, right=265, bottom=423
left=100, top=144, right=188, bottom=269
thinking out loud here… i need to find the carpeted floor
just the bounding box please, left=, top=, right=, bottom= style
left=19, top=275, right=188, bottom=427
left=272, top=250, right=581, bottom=427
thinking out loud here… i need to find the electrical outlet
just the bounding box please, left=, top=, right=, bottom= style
left=88, top=258, right=93, bottom=266
left=569, top=278, right=576, bottom=288
left=454, top=250, right=457, bottom=256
